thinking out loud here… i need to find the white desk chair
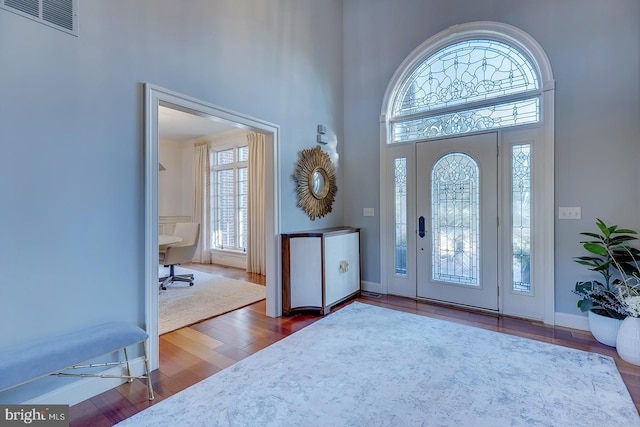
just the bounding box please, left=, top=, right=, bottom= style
left=159, top=222, right=200, bottom=290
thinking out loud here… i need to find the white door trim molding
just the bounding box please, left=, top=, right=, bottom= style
left=144, top=83, right=281, bottom=369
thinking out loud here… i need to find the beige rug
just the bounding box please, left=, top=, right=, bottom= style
left=118, top=302, right=640, bottom=426
left=159, top=266, right=266, bottom=335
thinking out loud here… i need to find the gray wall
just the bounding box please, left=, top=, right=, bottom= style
left=342, top=0, right=640, bottom=314
left=0, top=0, right=343, bottom=401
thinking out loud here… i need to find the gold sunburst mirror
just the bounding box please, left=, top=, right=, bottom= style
left=293, top=146, right=337, bottom=220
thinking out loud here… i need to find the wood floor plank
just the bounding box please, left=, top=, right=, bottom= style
left=69, top=263, right=640, bottom=425
left=87, top=388, right=141, bottom=425
left=173, top=327, right=225, bottom=349
left=162, top=332, right=237, bottom=370
left=68, top=399, right=114, bottom=427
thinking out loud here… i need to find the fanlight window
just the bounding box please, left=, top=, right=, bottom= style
left=391, top=39, right=540, bottom=142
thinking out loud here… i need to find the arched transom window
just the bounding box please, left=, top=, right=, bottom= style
left=390, top=39, right=540, bottom=142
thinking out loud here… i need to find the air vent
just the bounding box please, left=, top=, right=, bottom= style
left=1, top=0, right=77, bottom=36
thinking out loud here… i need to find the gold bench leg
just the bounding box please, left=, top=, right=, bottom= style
left=123, top=347, right=133, bottom=383
left=143, top=341, right=155, bottom=400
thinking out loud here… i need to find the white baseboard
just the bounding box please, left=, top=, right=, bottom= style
left=361, top=280, right=383, bottom=294
left=24, top=357, right=149, bottom=406
left=554, top=312, right=589, bottom=331
left=212, top=250, right=246, bottom=269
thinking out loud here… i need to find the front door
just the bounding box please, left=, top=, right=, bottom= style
left=416, top=133, right=498, bottom=310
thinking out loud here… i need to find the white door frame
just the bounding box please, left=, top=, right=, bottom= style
left=144, top=83, right=281, bottom=369
left=378, top=22, right=555, bottom=324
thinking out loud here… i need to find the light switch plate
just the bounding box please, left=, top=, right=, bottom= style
left=559, top=207, right=581, bottom=220
left=363, top=208, right=374, bottom=217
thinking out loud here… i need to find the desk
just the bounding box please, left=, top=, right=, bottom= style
left=159, top=235, right=182, bottom=246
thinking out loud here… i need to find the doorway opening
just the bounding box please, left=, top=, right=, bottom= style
left=144, top=84, right=281, bottom=369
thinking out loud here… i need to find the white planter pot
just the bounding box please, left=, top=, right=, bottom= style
left=616, top=316, right=640, bottom=365
left=588, top=310, right=623, bottom=347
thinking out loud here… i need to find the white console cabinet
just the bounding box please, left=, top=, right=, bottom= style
left=282, top=227, right=361, bottom=315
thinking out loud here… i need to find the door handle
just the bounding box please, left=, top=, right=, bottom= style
left=418, top=216, right=425, bottom=238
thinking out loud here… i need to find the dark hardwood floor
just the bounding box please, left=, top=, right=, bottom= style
left=69, top=264, right=640, bottom=425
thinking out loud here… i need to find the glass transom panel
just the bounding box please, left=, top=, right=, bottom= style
left=392, top=97, right=538, bottom=142
left=431, top=153, right=479, bottom=286
left=394, top=39, right=538, bottom=117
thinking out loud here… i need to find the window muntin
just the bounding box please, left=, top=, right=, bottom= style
left=216, top=149, right=235, bottom=165
left=212, top=145, right=248, bottom=252
left=390, top=39, right=540, bottom=143
left=238, top=146, right=249, bottom=162
left=431, top=153, right=479, bottom=286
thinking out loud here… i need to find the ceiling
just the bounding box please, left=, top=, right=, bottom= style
left=158, top=105, right=240, bottom=142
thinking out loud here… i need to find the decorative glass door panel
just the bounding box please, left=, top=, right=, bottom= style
left=417, top=133, right=498, bottom=310
left=431, top=153, right=479, bottom=286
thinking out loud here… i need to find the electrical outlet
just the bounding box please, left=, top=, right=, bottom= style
left=363, top=208, right=374, bottom=217
left=559, top=207, right=581, bottom=220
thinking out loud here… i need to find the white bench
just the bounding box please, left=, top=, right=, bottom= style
left=0, top=322, right=154, bottom=400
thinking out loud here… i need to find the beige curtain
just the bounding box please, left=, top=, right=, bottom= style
left=247, top=132, right=266, bottom=274
left=192, top=142, right=211, bottom=264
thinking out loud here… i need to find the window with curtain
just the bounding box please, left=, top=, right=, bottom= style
left=211, top=145, right=248, bottom=252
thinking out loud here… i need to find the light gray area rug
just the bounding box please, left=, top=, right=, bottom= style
left=120, top=302, right=639, bottom=426
left=159, top=266, right=265, bottom=335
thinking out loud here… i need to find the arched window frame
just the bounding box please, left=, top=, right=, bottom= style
left=382, top=22, right=554, bottom=140
left=390, top=38, right=540, bottom=142
left=378, top=22, right=556, bottom=324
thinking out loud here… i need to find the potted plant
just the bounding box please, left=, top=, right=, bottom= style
left=573, top=218, right=640, bottom=346
left=615, top=285, right=640, bottom=364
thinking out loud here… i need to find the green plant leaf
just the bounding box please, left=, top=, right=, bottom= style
left=612, top=246, right=636, bottom=254
left=593, top=262, right=611, bottom=271
left=614, top=228, right=638, bottom=235
left=575, top=281, right=597, bottom=293
left=583, top=242, right=607, bottom=256
left=596, top=219, right=611, bottom=237
left=574, top=256, right=602, bottom=262
left=577, top=299, right=593, bottom=312
left=574, top=260, right=599, bottom=267
left=579, top=232, right=604, bottom=240
left=609, top=235, right=638, bottom=244
left=618, top=263, right=640, bottom=276
left=604, top=308, right=627, bottom=320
